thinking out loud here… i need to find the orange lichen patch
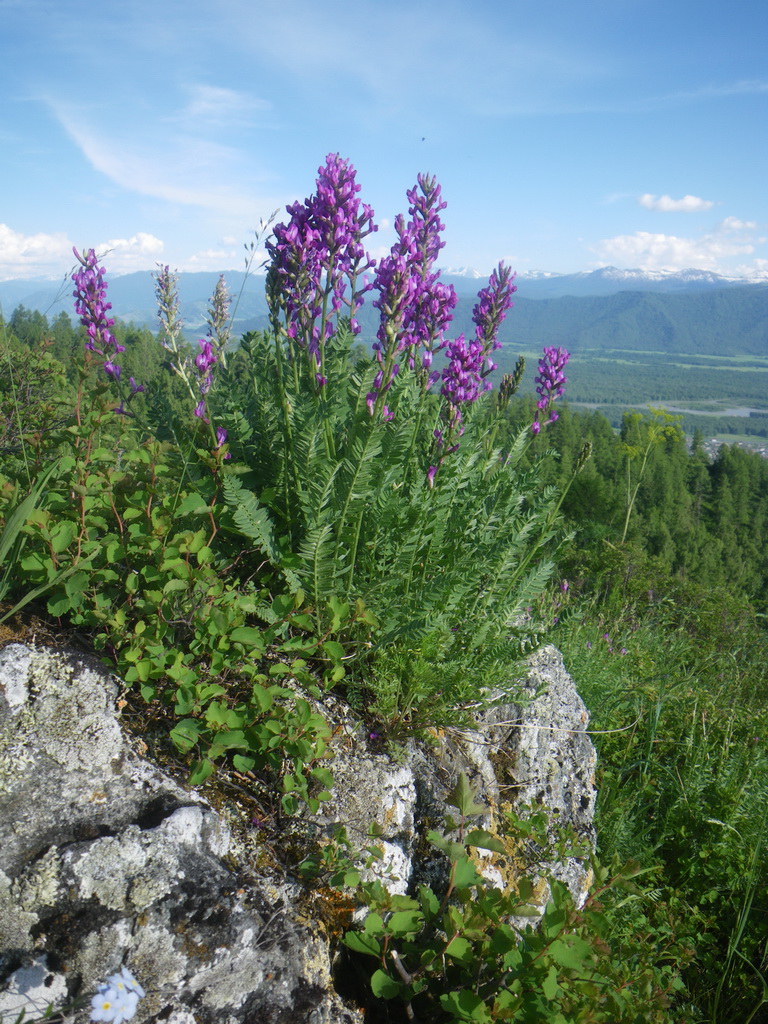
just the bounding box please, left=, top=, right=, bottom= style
left=297, top=886, right=357, bottom=940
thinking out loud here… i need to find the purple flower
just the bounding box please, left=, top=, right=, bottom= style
left=439, top=333, right=488, bottom=430
left=532, top=346, right=569, bottom=433
left=266, top=154, right=376, bottom=384
left=72, top=247, right=136, bottom=389
left=472, top=262, right=517, bottom=374
left=369, top=174, right=457, bottom=414
left=195, top=339, right=217, bottom=374
left=214, top=425, right=232, bottom=459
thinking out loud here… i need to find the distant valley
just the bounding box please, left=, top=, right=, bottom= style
left=2, top=264, right=767, bottom=445
left=1, top=264, right=766, bottom=358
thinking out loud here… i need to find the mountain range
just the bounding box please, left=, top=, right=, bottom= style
left=1, top=266, right=766, bottom=357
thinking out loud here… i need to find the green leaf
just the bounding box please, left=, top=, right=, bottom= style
left=162, top=578, right=189, bottom=595
left=343, top=931, right=381, bottom=957
left=250, top=684, right=274, bottom=712
left=289, top=613, right=315, bottom=630
left=465, top=828, right=506, bottom=854
left=444, top=935, right=473, bottom=962
left=207, top=730, right=247, bottom=758
left=47, top=593, right=74, bottom=617
left=427, top=830, right=467, bottom=863
left=547, top=935, right=593, bottom=971
left=49, top=520, right=77, bottom=554
left=188, top=758, right=215, bottom=786
left=439, top=989, right=489, bottom=1022
left=542, top=963, right=560, bottom=1001
left=322, top=640, right=345, bottom=661
left=445, top=773, right=487, bottom=817
left=230, top=626, right=266, bottom=649
left=170, top=719, right=202, bottom=753
left=363, top=912, right=385, bottom=935
left=386, top=910, right=423, bottom=937
left=311, top=766, right=334, bottom=789
left=370, top=969, right=402, bottom=1000
left=452, top=855, right=482, bottom=889
left=64, top=570, right=89, bottom=599
left=175, top=492, right=211, bottom=515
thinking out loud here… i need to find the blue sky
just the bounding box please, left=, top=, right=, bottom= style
left=1, top=0, right=767, bottom=281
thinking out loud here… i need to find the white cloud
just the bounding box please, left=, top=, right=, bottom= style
left=638, top=193, right=715, bottom=213
left=0, top=226, right=167, bottom=279
left=0, top=223, right=72, bottom=279
left=184, top=247, right=242, bottom=271
left=96, top=233, right=165, bottom=274
left=103, top=232, right=164, bottom=255
left=718, top=216, right=756, bottom=232
left=668, top=79, right=768, bottom=102
left=592, top=218, right=759, bottom=272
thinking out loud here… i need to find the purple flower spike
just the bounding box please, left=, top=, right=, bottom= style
left=531, top=346, right=569, bottom=433
left=472, top=262, right=517, bottom=373
left=72, top=247, right=136, bottom=390
left=370, top=174, right=457, bottom=415
left=266, top=153, right=377, bottom=383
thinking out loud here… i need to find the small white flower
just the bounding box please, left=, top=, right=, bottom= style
left=107, top=966, right=146, bottom=1000
left=90, top=968, right=143, bottom=1023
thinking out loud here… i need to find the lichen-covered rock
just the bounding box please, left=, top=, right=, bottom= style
left=0, top=641, right=597, bottom=1022
left=404, top=645, right=597, bottom=909
left=0, top=644, right=360, bottom=1024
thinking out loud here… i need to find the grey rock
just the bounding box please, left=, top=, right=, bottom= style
left=0, top=641, right=597, bottom=1022
left=0, top=644, right=358, bottom=1024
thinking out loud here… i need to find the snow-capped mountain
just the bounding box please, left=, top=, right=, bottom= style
left=509, top=266, right=768, bottom=298
left=1, top=265, right=765, bottom=333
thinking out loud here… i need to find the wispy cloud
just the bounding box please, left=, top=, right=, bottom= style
left=639, top=193, right=715, bottom=213
left=52, top=103, right=276, bottom=218
left=668, top=78, right=768, bottom=102
left=176, top=84, right=271, bottom=129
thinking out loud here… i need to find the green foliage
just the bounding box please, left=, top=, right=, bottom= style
left=0, top=339, right=334, bottom=813
left=215, top=323, right=572, bottom=733
left=554, top=554, right=768, bottom=1023
left=618, top=407, right=683, bottom=544
left=339, top=774, right=692, bottom=1022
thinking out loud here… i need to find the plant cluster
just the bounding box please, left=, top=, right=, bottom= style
left=0, top=154, right=575, bottom=804
left=303, top=775, right=692, bottom=1023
